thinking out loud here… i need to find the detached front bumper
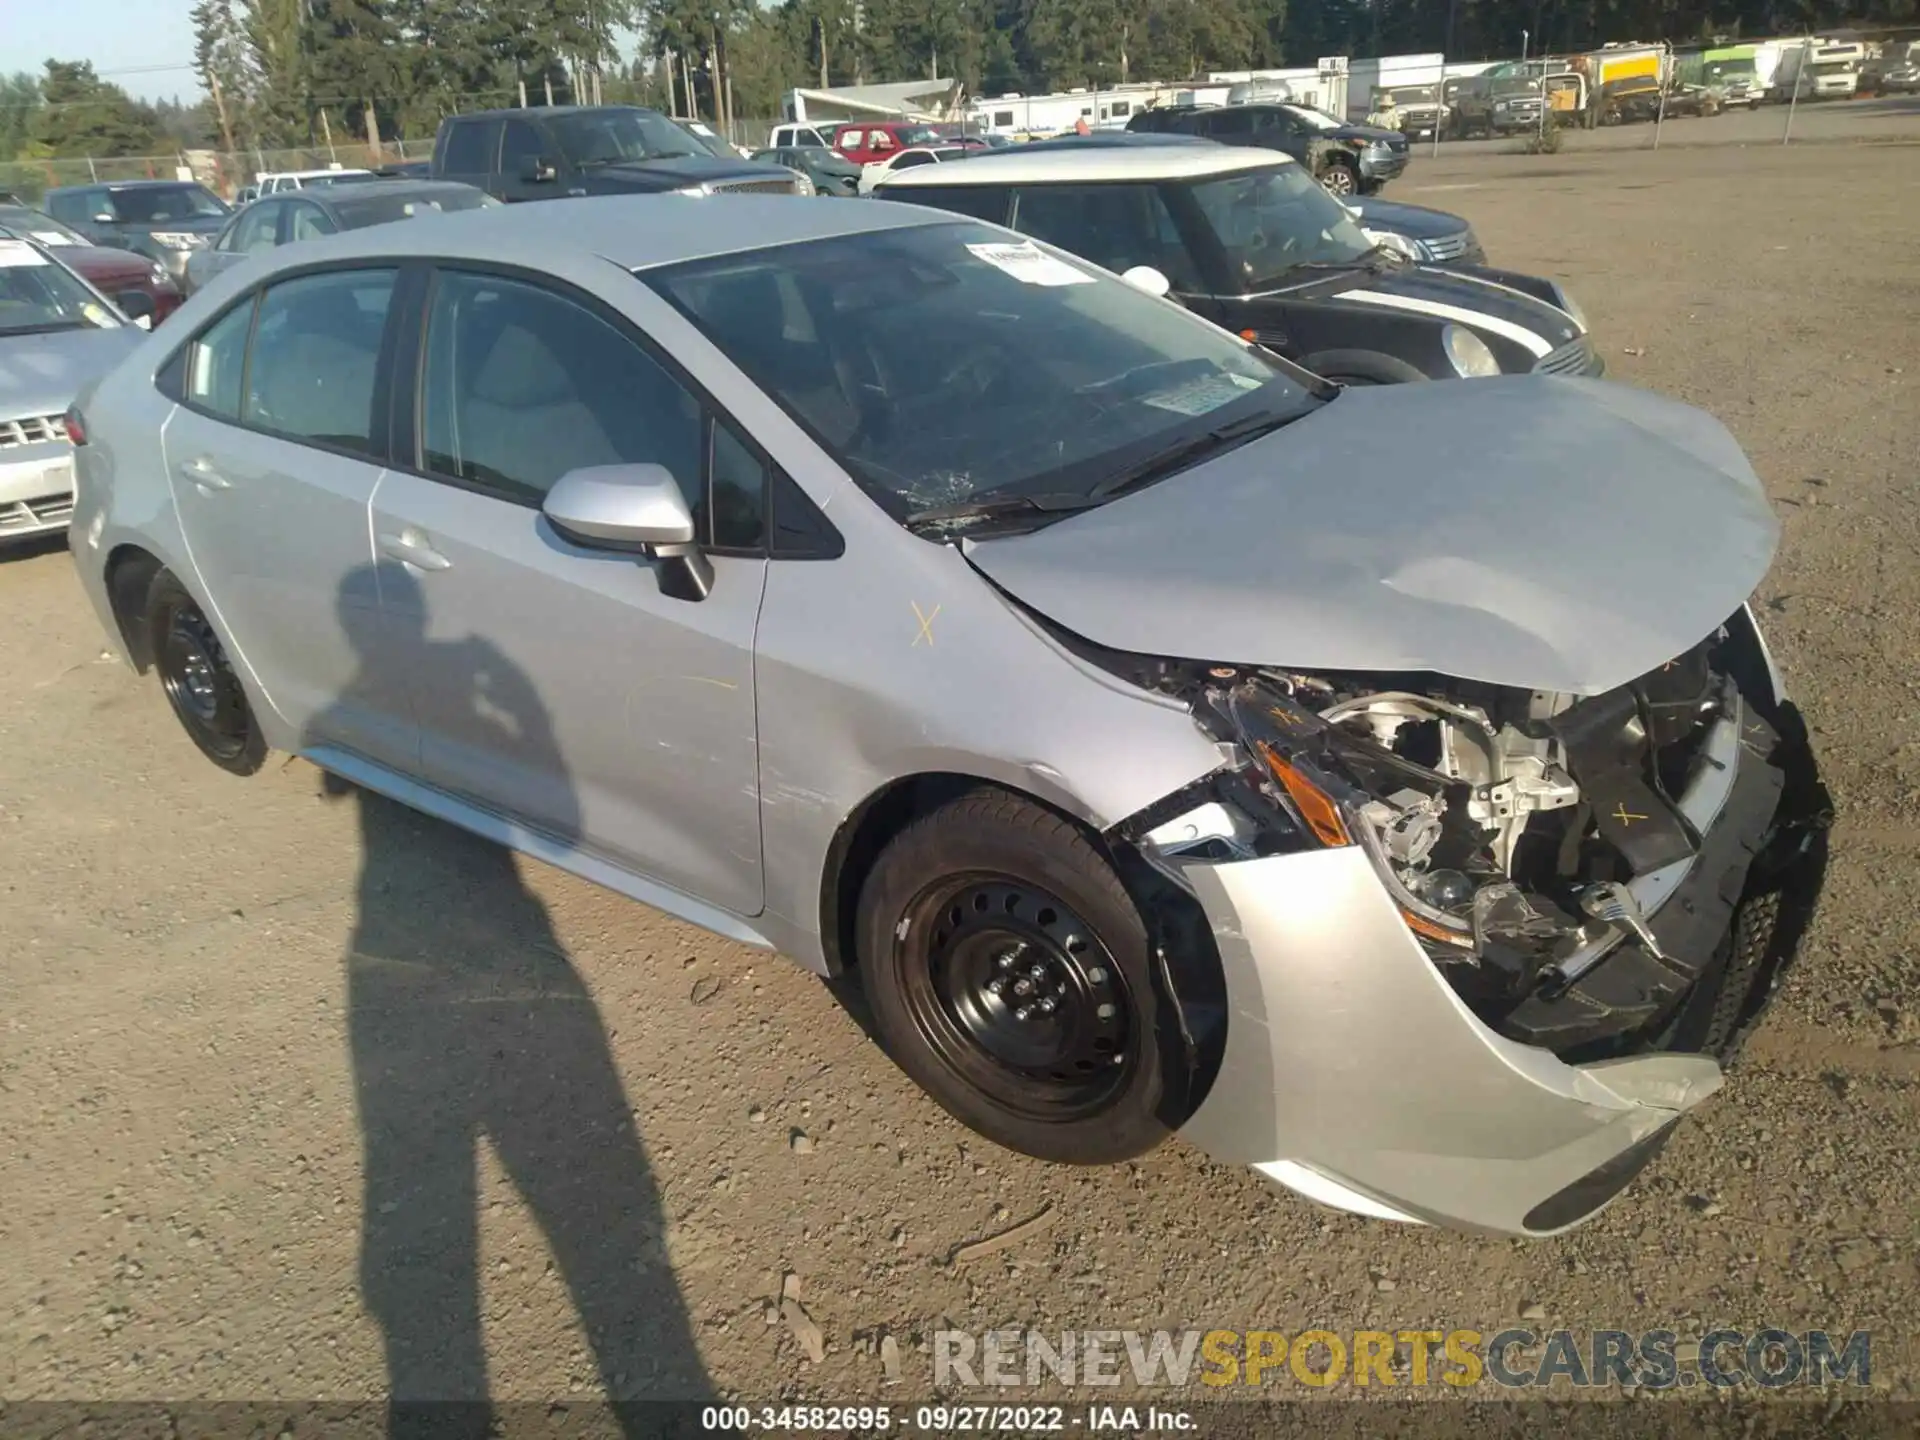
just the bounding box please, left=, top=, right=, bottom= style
left=1172, top=845, right=1721, bottom=1236
left=1165, top=626, right=1827, bottom=1237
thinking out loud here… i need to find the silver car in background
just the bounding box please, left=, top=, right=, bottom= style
left=1, top=237, right=143, bottom=545
left=65, top=197, right=1827, bottom=1236
left=185, top=180, right=499, bottom=294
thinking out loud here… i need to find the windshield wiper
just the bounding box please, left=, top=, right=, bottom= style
left=1284, top=243, right=1408, bottom=277
left=903, top=492, right=1098, bottom=536
left=1087, top=409, right=1300, bottom=501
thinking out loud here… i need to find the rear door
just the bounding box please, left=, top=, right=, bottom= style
left=368, top=264, right=767, bottom=915
left=162, top=264, right=416, bottom=766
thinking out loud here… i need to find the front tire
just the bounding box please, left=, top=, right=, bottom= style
left=147, top=568, right=266, bottom=775
left=855, top=789, right=1172, bottom=1164
left=1318, top=159, right=1358, bottom=196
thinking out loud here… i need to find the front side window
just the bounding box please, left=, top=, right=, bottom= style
left=104, top=185, right=228, bottom=222
left=1184, top=164, right=1373, bottom=290
left=645, top=222, right=1318, bottom=524
left=499, top=119, right=546, bottom=175
left=243, top=269, right=396, bottom=452
left=1011, top=183, right=1201, bottom=290
left=419, top=271, right=702, bottom=509
left=184, top=295, right=256, bottom=418
left=709, top=420, right=767, bottom=550
left=0, top=239, right=121, bottom=335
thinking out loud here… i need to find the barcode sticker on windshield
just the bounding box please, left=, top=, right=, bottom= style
left=31, top=231, right=72, bottom=246
left=0, top=239, right=49, bottom=267
left=1143, top=373, right=1263, bottom=417
left=966, top=241, right=1094, bottom=287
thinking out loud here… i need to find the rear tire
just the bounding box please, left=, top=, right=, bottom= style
left=855, top=789, right=1172, bottom=1165
left=146, top=568, right=266, bottom=776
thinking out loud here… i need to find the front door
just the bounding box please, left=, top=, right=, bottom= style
left=163, top=265, right=415, bottom=766
left=370, top=266, right=767, bottom=916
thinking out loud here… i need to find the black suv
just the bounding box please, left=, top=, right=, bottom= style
left=432, top=105, right=800, bottom=203
left=42, top=180, right=233, bottom=287
left=1129, top=102, right=1408, bottom=196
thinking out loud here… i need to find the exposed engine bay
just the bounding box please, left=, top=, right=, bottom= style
left=1105, top=613, right=1829, bottom=1064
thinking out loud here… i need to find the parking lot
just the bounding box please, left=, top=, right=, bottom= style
left=3, top=111, right=1918, bottom=1415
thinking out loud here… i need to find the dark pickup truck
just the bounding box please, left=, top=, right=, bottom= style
left=432, top=105, right=801, bottom=202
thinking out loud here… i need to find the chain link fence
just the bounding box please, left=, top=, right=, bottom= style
left=1, top=139, right=440, bottom=205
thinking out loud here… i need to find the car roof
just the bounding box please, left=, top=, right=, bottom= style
left=230, top=192, right=954, bottom=273
left=880, top=142, right=1294, bottom=187
left=449, top=104, right=659, bottom=121
left=47, top=179, right=207, bottom=195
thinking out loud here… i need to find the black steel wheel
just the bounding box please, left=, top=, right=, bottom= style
left=857, top=789, right=1174, bottom=1164
left=147, top=568, right=266, bottom=775
left=898, top=877, right=1135, bottom=1120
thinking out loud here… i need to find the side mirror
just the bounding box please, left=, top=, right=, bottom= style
left=542, top=463, right=713, bottom=601
left=520, top=156, right=558, bottom=183
left=92, top=212, right=116, bottom=225
left=1119, top=265, right=1172, bottom=299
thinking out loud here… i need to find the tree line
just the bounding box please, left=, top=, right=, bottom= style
left=2, top=0, right=1914, bottom=161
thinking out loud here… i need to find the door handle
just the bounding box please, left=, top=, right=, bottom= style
left=377, top=530, right=452, bottom=572
left=177, top=455, right=231, bottom=491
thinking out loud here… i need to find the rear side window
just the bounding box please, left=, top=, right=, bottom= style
left=893, top=152, right=934, bottom=170
left=287, top=203, right=334, bottom=242
left=880, top=184, right=1009, bottom=224
left=418, top=270, right=702, bottom=509
left=183, top=295, right=256, bottom=419
left=243, top=269, right=396, bottom=453
left=1203, top=110, right=1253, bottom=136
left=46, top=191, right=91, bottom=224
left=441, top=119, right=499, bottom=174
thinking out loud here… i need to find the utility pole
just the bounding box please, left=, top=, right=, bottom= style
left=319, top=106, right=337, bottom=161
left=1434, top=0, right=1458, bottom=159
left=207, top=69, right=236, bottom=154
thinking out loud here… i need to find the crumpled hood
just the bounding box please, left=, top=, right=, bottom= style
left=962, top=376, right=1779, bottom=696
left=0, top=324, right=143, bottom=419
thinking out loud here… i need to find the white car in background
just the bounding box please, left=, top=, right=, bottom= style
left=0, top=238, right=143, bottom=546
left=856, top=144, right=978, bottom=195
left=254, top=168, right=377, bottom=195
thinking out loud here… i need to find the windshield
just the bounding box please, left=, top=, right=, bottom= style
left=676, top=121, right=737, bottom=159
left=0, top=206, right=90, bottom=246
left=893, top=125, right=941, bottom=146
left=302, top=170, right=375, bottom=187
left=1704, top=60, right=1755, bottom=81
left=1810, top=61, right=1852, bottom=76
left=643, top=222, right=1318, bottom=522
left=548, top=108, right=706, bottom=165
left=1392, top=88, right=1437, bottom=105
left=0, top=240, right=119, bottom=335
left=104, top=184, right=228, bottom=222
left=1186, top=165, right=1373, bottom=290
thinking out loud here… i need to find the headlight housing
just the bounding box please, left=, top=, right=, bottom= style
left=148, top=231, right=205, bottom=250
left=1361, top=228, right=1422, bottom=263
left=787, top=168, right=816, bottom=196
left=149, top=263, right=170, bottom=286
left=1441, top=323, right=1501, bottom=378
left=674, top=183, right=711, bottom=197
left=1549, top=284, right=1589, bottom=332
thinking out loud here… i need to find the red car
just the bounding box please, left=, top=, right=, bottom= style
left=0, top=203, right=184, bottom=326
left=832, top=120, right=946, bottom=167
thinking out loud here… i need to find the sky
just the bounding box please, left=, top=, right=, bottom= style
left=4, top=0, right=203, bottom=101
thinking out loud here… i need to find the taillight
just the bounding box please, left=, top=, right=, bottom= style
left=64, top=406, right=87, bottom=446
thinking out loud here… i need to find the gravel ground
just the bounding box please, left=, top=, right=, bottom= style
left=2, top=113, right=1917, bottom=1426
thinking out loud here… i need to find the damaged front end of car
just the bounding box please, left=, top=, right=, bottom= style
left=1100, top=606, right=1829, bottom=1235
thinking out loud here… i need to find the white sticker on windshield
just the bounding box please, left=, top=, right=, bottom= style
left=1143, top=373, right=1263, bottom=417
left=32, top=231, right=75, bottom=247
left=966, top=240, right=1094, bottom=287
left=0, top=239, right=50, bottom=267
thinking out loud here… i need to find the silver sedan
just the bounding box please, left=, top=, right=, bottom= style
left=64, top=196, right=1827, bottom=1236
